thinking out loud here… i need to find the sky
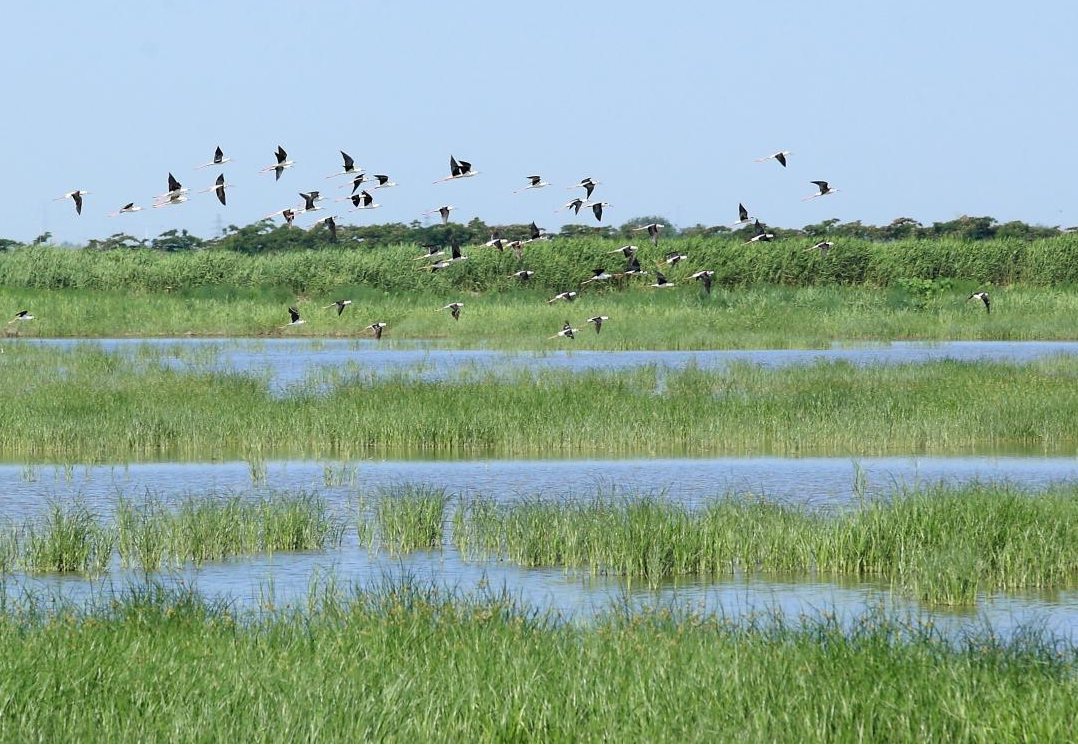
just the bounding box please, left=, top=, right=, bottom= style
left=3, top=1, right=1076, bottom=243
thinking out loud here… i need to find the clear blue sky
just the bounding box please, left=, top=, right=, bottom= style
left=5, top=0, right=1076, bottom=243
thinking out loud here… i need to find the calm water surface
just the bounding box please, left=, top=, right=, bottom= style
left=25, top=338, right=1078, bottom=390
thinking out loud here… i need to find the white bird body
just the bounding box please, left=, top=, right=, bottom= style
left=260, top=146, right=295, bottom=180
left=547, top=291, right=577, bottom=304
left=434, top=156, right=478, bottom=183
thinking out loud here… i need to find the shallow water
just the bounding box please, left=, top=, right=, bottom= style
left=24, top=338, right=1078, bottom=390
left=6, top=454, right=1078, bottom=639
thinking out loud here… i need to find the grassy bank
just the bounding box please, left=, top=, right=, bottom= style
left=2, top=346, right=1078, bottom=459
left=6, top=236, right=1078, bottom=295
left=0, top=583, right=1072, bottom=741
left=4, top=284, right=1078, bottom=346
left=452, top=483, right=1078, bottom=604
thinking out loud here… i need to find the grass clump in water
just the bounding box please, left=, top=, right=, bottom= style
left=116, top=492, right=344, bottom=570
left=368, top=485, right=449, bottom=553
left=21, top=503, right=113, bottom=574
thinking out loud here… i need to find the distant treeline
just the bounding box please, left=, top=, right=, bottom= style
left=0, top=214, right=1068, bottom=255
left=2, top=233, right=1078, bottom=294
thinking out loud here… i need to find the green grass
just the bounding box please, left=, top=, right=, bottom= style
left=20, top=503, right=114, bottom=574
left=0, top=493, right=344, bottom=575
left=115, top=492, right=345, bottom=570
left=6, top=235, right=1078, bottom=295
left=5, top=283, right=1078, bottom=348
left=366, top=484, right=449, bottom=553
left=451, top=483, right=1078, bottom=605
left=0, top=582, right=1074, bottom=741
left=2, top=345, right=1078, bottom=459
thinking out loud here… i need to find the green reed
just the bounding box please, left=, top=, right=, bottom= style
left=367, top=485, right=450, bottom=552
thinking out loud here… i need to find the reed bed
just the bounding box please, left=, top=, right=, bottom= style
left=5, top=283, right=1078, bottom=347
left=452, top=483, right=1078, bottom=604
left=2, top=345, right=1078, bottom=459
left=0, top=581, right=1073, bottom=742
left=0, top=493, right=344, bottom=574
left=5, top=236, right=1078, bottom=295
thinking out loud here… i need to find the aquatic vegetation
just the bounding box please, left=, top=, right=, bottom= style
left=2, top=346, right=1078, bottom=459
left=0, top=582, right=1073, bottom=741
left=453, top=483, right=1078, bottom=605
left=20, top=503, right=113, bottom=574
left=368, top=484, right=449, bottom=552
left=115, top=492, right=345, bottom=570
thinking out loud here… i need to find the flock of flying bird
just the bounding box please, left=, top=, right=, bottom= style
left=37, top=146, right=992, bottom=340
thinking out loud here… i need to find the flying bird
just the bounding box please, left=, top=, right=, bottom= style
left=633, top=223, right=664, bottom=247
left=586, top=315, right=608, bottom=333
left=107, top=202, right=142, bottom=217
left=692, top=270, right=714, bottom=295
left=515, top=175, right=549, bottom=192
left=588, top=202, right=612, bottom=222
left=260, top=146, right=295, bottom=180
left=264, top=207, right=297, bottom=226
left=281, top=307, right=304, bottom=328
left=568, top=177, right=599, bottom=200
left=559, top=198, right=585, bottom=215
left=745, top=220, right=775, bottom=243
left=548, top=291, right=577, bottom=304
left=425, top=205, right=454, bottom=225
left=196, top=146, right=231, bottom=169
left=157, top=173, right=187, bottom=200
left=197, top=174, right=232, bottom=206
left=607, top=245, right=637, bottom=258
left=732, top=202, right=753, bottom=227
left=549, top=320, right=578, bottom=340
left=661, top=251, right=687, bottom=266
left=366, top=322, right=387, bottom=339
left=299, top=192, right=324, bottom=213
left=805, top=240, right=833, bottom=255
left=153, top=192, right=188, bottom=209
left=372, top=174, right=396, bottom=189
left=581, top=268, right=613, bottom=285
left=324, top=299, right=352, bottom=316
left=435, top=155, right=477, bottom=183
left=755, top=151, right=791, bottom=167
left=328, top=151, right=361, bottom=178
left=54, top=190, right=90, bottom=215
left=968, top=292, right=991, bottom=313
left=9, top=310, right=34, bottom=323
left=526, top=221, right=549, bottom=243
left=414, top=244, right=445, bottom=261
left=441, top=302, right=464, bottom=321
left=339, top=173, right=368, bottom=193
left=508, top=270, right=535, bottom=281
left=620, top=255, right=646, bottom=277
left=347, top=191, right=379, bottom=210
left=650, top=271, right=674, bottom=288
left=803, top=180, right=838, bottom=200
left=310, top=215, right=338, bottom=241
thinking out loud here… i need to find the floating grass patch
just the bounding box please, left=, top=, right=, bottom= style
left=454, top=483, right=1078, bottom=604
left=0, top=582, right=1075, bottom=741
left=367, top=485, right=449, bottom=552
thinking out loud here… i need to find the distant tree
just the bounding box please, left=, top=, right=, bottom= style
left=150, top=229, right=205, bottom=252
left=617, top=216, right=677, bottom=239
left=0, top=238, right=19, bottom=251
left=32, top=232, right=51, bottom=245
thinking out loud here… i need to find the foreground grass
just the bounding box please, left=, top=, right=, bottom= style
left=4, top=284, right=1078, bottom=348
left=2, top=346, right=1078, bottom=459
left=0, top=583, right=1073, bottom=742
left=452, top=483, right=1078, bottom=605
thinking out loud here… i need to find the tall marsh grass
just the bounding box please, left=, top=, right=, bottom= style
left=0, top=581, right=1075, bottom=741
left=365, top=485, right=449, bottom=552
left=453, top=483, right=1078, bottom=605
